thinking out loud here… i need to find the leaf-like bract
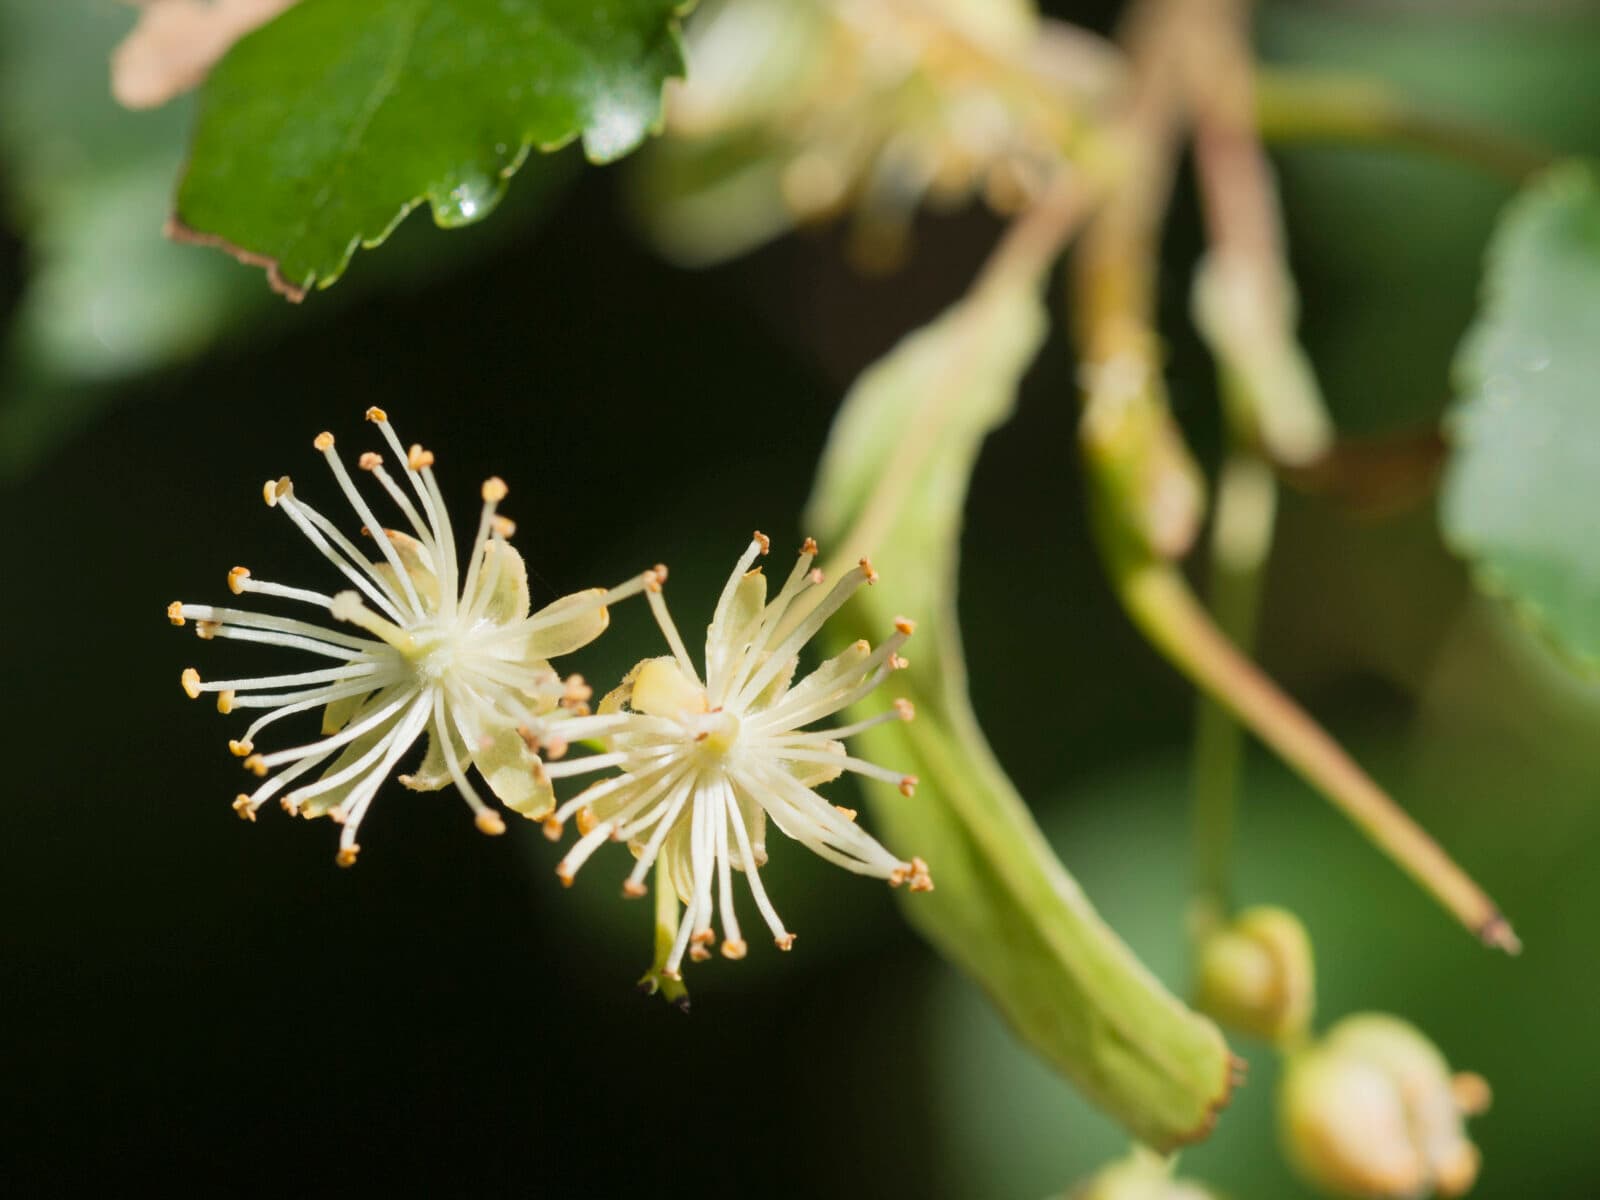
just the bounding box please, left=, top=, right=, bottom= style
left=806, top=273, right=1234, bottom=1150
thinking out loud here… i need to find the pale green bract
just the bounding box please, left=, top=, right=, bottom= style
left=804, top=263, right=1235, bottom=1150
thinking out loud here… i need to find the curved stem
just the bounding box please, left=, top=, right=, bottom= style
left=1113, top=550, right=1519, bottom=954
left=1255, top=69, right=1556, bottom=184
left=1189, top=455, right=1276, bottom=937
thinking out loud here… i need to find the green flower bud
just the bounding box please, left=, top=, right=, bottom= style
left=1281, top=1014, right=1489, bottom=1199
left=1194, top=905, right=1314, bottom=1045
left=1071, top=1148, right=1219, bottom=1200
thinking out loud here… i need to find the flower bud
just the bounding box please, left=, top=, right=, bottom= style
left=1195, top=905, right=1314, bottom=1045
left=1281, top=1014, right=1488, bottom=1199
left=1071, top=1149, right=1218, bottom=1200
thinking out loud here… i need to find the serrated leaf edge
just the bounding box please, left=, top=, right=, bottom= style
left=166, top=6, right=692, bottom=301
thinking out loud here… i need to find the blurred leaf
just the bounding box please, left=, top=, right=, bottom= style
left=805, top=269, right=1234, bottom=1150
left=0, top=0, right=575, bottom=478
left=1441, top=164, right=1600, bottom=672
left=0, top=0, right=262, bottom=477
left=1259, top=2, right=1600, bottom=438
left=173, top=0, right=685, bottom=298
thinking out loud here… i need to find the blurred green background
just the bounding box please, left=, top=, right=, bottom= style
left=1, top=1, right=1598, bottom=1195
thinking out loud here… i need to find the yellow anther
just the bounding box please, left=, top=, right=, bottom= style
left=721, top=939, right=748, bottom=961
left=563, top=675, right=593, bottom=706
left=262, top=476, right=292, bottom=507
left=181, top=668, right=203, bottom=699
left=491, top=515, right=516, bottom=538
left=475, top=810, right=507, bottom=837
left=541, top=735, right=569, bottom=761
left=279, top=796, right=300, bottom=816
left=167, top=601, right=186, bottom=626
left=894, top=698, right=915, bottom=721
left=358, top=451, right=382, bottom=471
left=1453, top=1072, right=1493, bottom=1117
left=909, top=856, right=934, bottom=892
left=542, top=816, right=564, bottom=842
left=228, top=566, right=250, bottom=594
left=313, top=431, right=335, bottom=451
left=232, top=795, right=256, bottom=822
left=890, top=653, right=909, bottom=671
left=621, top=879, right=648, bottom=898
left=335, top=845, right=360, bottom=868
left=859, top=557, right=879, bottom=584
left=752, top=530, right=770, bottom=555
left=899, top=775, right=918, bottom=798
left=801, top=536, right=818, bottom=556
left=646, top=564, right=668, bottom=592
left=893, top=615, right=916, bottom=636
left=555, top=863, right=575, bottom=887
left=228, top=739, right=253, bottom=757
left=691, top=928, right=715, bottom=946
left=243, top=755, right=268, bottom=778
left=834, top=806, right=858, bottom=822
left=195, top=619, right=221, bottom=640
left=365, top=406, right=388, bottom=422
left=215, top=690, right=236, bottom=715
left=774, top=933, right=796, bottom=951
left=407, top=444, right=434, bottom=470
left=689, top=943, right=712, bottom=963
left=481, top=476, right=508, bottom=503
left=575, top=808, right=598, bottom=837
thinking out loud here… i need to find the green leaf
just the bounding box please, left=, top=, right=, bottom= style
left=1442, top=164, right=1600, bottom=671
left=0, top=0, right=263, bottom=476
left=805, top=270, right=1235, bottom=1150
left=173, top=0, right=685, bottom=298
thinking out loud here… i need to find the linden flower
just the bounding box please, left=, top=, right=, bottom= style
left=643, top=0, right=1120, bottom=268
left=168, top=408, right=650, bottom=865
left=538, top=533, right=930, bottom=978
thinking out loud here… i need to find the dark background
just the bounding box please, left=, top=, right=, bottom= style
left=2, top=1, right=1599, bottom=1195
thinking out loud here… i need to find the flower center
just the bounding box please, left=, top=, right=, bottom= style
left=693, top=709, right=742, bottom=758
left=403, top=623, right=463, bottom=681
left=629, top=658, right=742, bottom=756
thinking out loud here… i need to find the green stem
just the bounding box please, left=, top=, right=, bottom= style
left=1255, top=69, right=1556, bottom=184
left=1190, top=455, right=1276, bottom=936
left=1108, top=543, right=1519, bottom=955
left=638, top=857, right=689, bottom=1010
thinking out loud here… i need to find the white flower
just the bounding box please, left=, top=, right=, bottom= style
left=538, top=533, right=930, bottom=978
left=169, top=408, right=649, bottom=865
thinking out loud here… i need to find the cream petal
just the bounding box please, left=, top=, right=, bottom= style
left=709, top=567, right=767, bottom=680
left=660, top=818, right=697, bottom=906
left=320, top=689, right=373, bottom=735
left=778, top=639, right=874, bottom=716
left=746, top=651, right=798, bottom=712
left=598, top=657, right=671, bottom=716
left=294, top=692, right=408, bottom=818
left=522, top=589, right=610, bottom=658
left=783, top=737, right=845, bottom=788
left=401, top=720, right=471, bottom=792
left=631, top=658, right=707, bottom=720
left=377, top=529, right=442, bottom=613
left=476, top=540, right=531, bottom=624
left=731, top=786, right=768, bottom=871
left=473, top=723, right=556, bottom=819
